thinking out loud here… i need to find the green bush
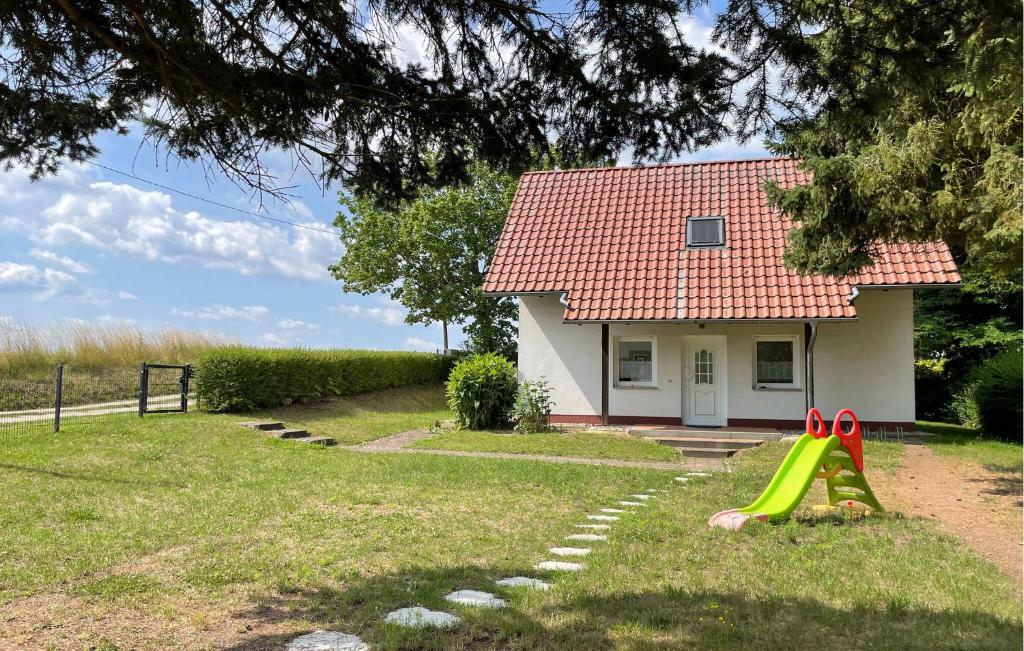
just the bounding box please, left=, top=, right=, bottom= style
left=972, top=348, right=1023, bottom=441
left=193, top=346, right=453, bottom=412
left=510, top=378, right=554, bottom=433
left=445, top=353, right=517, bottom=429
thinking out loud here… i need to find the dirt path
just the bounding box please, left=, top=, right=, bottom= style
left=873, top=440, right=1022, bottom=586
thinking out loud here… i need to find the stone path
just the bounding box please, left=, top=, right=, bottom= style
left=351, top=428, right=725, bottom=471
left=285, top=468, right=721, bottom=648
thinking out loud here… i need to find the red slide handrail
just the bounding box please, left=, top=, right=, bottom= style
left=831, top=408, right=865, bottom=472
left=805, top=408, right=828, bottom=439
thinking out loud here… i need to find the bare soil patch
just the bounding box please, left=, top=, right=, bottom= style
left=873, top=440, right=1022, bottom=586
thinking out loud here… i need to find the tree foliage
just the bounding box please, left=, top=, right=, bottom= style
left=2, top=0, right=735, bottom=202
left=331, top=161, right=517, bottom=355
left=719, top=0, right=1023, bottom=278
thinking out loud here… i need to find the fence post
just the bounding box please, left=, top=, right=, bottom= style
left=138, top=362, right=149, bottom=418
left=181, top=364, right=191, bottom=413
left=53, top=364, right=64, bottom=433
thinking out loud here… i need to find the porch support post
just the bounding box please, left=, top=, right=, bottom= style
left=805, top=320, right=819, bottom=411
left=601, top=323, right=609, bottom=426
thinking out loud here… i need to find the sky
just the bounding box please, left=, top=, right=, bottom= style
left=0, top=5, right=764, bottom=352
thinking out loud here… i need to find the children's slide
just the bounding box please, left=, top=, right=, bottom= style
left=709, top=408, right=883, bottom=530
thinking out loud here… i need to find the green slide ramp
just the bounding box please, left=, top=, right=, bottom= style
left=737, top=433, right=840, bottom=521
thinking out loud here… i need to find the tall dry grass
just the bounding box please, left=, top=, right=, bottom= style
left=0, top=319, right=228, bottom=373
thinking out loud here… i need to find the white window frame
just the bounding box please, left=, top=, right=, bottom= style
left=614, top=336, right=658, bottom=388
left=752, top=335, right=802, bottom=390
left=686, top=216, right=725, bottom=247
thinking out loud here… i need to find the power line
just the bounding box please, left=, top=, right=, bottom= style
left=83, top=160, right=341, bottom=235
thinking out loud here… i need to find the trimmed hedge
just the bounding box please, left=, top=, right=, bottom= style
left=193, top=346, right=454, bottom=412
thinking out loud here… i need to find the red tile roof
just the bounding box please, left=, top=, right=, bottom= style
left=483, top=157, right=960, bottom=321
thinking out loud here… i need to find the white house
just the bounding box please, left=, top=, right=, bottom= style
left=483, top=158, right=961, bottom=430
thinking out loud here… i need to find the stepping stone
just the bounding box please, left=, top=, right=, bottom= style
left=587, top=514, right=618, bottom=521
left=239, top=421, right=285, bottom=431
left=286, top=631, right=368, bottom=651
left=549, top=547, right=591, bottom=556
left=567, top=533, right=607, bottom=542
left=268, top=428, right=310, bottom=439
left=674, top=477, right=690, bottom=482
left=647, top=489, right=667, bottom=493
left=575, top=523, right=611, bottom=530
left=298, top=436, right=337, bottom=446
left=535, top=560, right=584, bottom=572
left=618, top=501, right=645, bottom=507
left=687, top=472, right=712, bottom=477
left=495, top=576, right=551, bottom=590
left=444, top=589, right=506, bottom=608
left=629, top=494, right=653, bottom=500
left=600, top=508, right=626, bottom=513
left=384, top=607, right=460, bottom=628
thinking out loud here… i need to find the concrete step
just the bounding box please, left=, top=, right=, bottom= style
left=671, top=446, right=737, bottom=458
left=267, top=428, right=310, bottom=440
left=654, top=437, right=763, bottom=450
left=631, top=428, right=783, bottom=441
left=239, top=421, right=285, bottom=431
left=297, top=436, right=337, bottom=446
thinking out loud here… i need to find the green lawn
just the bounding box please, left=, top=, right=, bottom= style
left=916, top=420, right=1023, bottom=473
left=236, top=384, right=450, bottom=445
left=0, top=398, right=1019, bottom=649
left=412, top=428, right=681, bottom=461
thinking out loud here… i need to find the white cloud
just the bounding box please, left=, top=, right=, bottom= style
left=29, top=248, right=94, bottom=274
left=0, top=262, right=78, bottom=300
left=278, top=318, right=317, bottom=330
left=328, top=303, right=406, bottom=326
left=117, top=291, right=138, bottom=300
left=404, top=336, right=439, bottom=352
left=172, top=304, right=270, bottom=322
left=256, top=332, right=293, bottom=347
left=97, top=315, right=137, bottom=325
left=1, top=168, right=343, bottom=282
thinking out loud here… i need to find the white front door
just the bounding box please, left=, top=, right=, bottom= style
left=683, top=335, right=727, bottom=426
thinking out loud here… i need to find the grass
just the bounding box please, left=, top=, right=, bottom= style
left=241, top=384, right=450, bottom=445
left=0, top=319, right=224, bottom=372
left=0, top=399, right=1020, bottom=649
left=412, top=428, right=681, bottom=461
left=916, top=420, right=1022, bottom=473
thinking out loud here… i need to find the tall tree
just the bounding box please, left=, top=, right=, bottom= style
left=331, top=162, right=517, bottom=356
left=2, top=0, right=734, bottom=202
left=715, top=0, right=1022, bottom=279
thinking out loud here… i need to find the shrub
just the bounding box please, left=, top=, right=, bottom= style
left=193, top=346, right=453, bottom=412
left=445, top=353, right=517, bottom=429
left=972, top=348, right=1023, bottom=441
left=510, top=378, right=554, bottom=433
left=950, top=382, right=981, bottom=430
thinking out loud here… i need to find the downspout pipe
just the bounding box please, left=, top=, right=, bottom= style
left=806, top=320, right=819, bottom=411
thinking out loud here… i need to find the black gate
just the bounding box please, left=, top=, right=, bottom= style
left=138, top=363, right=191, bottom=416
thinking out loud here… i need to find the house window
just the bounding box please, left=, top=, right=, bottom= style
left=616, top=337, right=657, bottom=387
left=694, top=349, right=714, bottom=384
left=686, top=216, right=725, bottom=247
left=753, top=335, right=801, bottom=389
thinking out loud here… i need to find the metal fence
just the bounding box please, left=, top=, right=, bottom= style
left=0, top=362, right=192, bottom=435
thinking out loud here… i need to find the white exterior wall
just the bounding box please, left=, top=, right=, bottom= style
left=518, top=291, right=916, bottom=425
left=517, top=296, right=601, bottom=416
left=813, top=289, right=916, bottom=423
